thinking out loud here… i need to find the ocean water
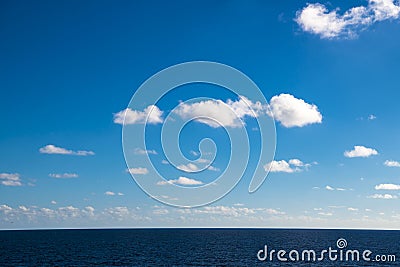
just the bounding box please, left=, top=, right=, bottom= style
left=0, top=229, right=398, bottom=266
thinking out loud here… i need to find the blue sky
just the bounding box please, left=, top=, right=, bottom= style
left=1, top=0, right=400, bottom=229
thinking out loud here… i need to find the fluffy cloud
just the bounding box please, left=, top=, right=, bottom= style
left=105, top=191, right=124, bottom=196
left=0, top=173, right=22, bottom=186
left=384, top=160, right=400, bottom=167
left=174, top=96, right=267, bottom=128
left=127, top=167, right=148, bottom=175
left=39, top=145, right=94, bottom=156
left=113, top=105, right=163, bottom=125
left=267, top=94, right=322, bottom=127
left=375, top=183, right=400, bottom=190
left=295, top=0, right=400, bottom=39
left=264, top=159, right=313, bottom=173
left=368, top=194, right=398, bottom=199
left=49, top=173, right=78, bottom=179
left=344, top=145, right=378, bottom=158
left=326, top=185, right=335, bottom=191
left=157, top=176, right=203, bottom=186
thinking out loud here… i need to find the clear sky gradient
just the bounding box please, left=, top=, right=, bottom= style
left=1, top=0, right=400, bottom=229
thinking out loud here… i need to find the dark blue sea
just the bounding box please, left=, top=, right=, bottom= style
left=0, top=229, right=398, bottom=266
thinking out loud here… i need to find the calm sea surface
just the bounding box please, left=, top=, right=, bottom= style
left=0, top=229, right=399, bottom=266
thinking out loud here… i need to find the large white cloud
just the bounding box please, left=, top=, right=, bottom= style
left=174, top=96, right=267, bottom=128
left=39, top=145, right=94, bottom=156
left=267, top=94, right=322, bottom=128
left=344, top=145, right=378, bottom=158
left=296, top=0, right=400, bottom=39
left=113, top=105, right=163, bottom=125
left=0, top=173, right=22, bottom=186
left=375, top=183, right=400, bottom=190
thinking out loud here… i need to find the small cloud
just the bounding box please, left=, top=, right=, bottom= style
left=157, top=176, right=203, bottom=186
left=105, top=191, right=115, bottom=196
left=49, top=173, right=78, bottom=179
left=384, top=160, right=400, bottom=167
left=117, top=192, right=124, bottom=196
left=264, top=159, right=314, bottom=173
left=318, top=212, right=333, bottom=216
left=127, top=167, right=149, bottom=175
left=134, top=148, right=158, bottom=155
left=113, top=105, right=163, bottom=125
left=348, top=207, right=359, bottom=211
left=177, top=163, right=199, bottom=173
left=51, top=200, right=57, bottom=205
left=368, top=114, right=377, bottom=120
left=268, top=94, right=322, bottom=128
left=344, top=145, right=378, bottom=158
left=0, top=173, right=22, bottom=186
left=207, top=165, right=220, bottom=172
left=39, top=145, right=94, bottom=156
left=325, top=185, right=335, bottom=191
left=368, top=194, right=398, bottom=199
left=312, top=186, right=320, bottom=190
left=233, top=203, right=244, bottom=207
left=375, top=184, right=400, bottom=190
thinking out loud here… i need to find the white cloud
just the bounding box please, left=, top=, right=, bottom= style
left=39, top=145, right=94, bottom=156
left=161, top=160, right=169, bottom=165
left=51, top=201, right=57, bottom=205
left=134, top=148, right=158, bottom=155
left=384, top=160, right=400, bottom=167
left=368, top=114, right=377, bottom=120
left=326, top=185, right=335, bottom=191
left=117, top=192, right=124, bottom=196
left=49, top=173, right=78, bottom=179
left=0, top=173, right=22, bottom=186
left=174, top=96, right=267, bottom=128
left=264, top=158, right=313, bottom=173
left=348, top=207, right=359, bottom=211
left=113, top=105, right=163, bottom=125
left=267, top=94, right=322, bottom=127
left=177, top=163, right=199, bottom=172
left=344, top=145, right=378, bottom=158
left=264, top=160, right=295, bottom=173
left=207, top=165, right=220, bottom=172
left=295, top=0, right=400, bottom=39
left=368, top=194, right=398, bottom=199
left=105, top=191, right=115, bottom=196
left=318, top=212, right=333, bottom=216
left=157, top=176, right=204, bottom=186
left=375, top=183, right=400, bottom=190
left=127, top=167, right=149, bottom=175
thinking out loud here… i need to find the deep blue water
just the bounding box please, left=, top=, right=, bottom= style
left=0, top=229, right=399, bottom=266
